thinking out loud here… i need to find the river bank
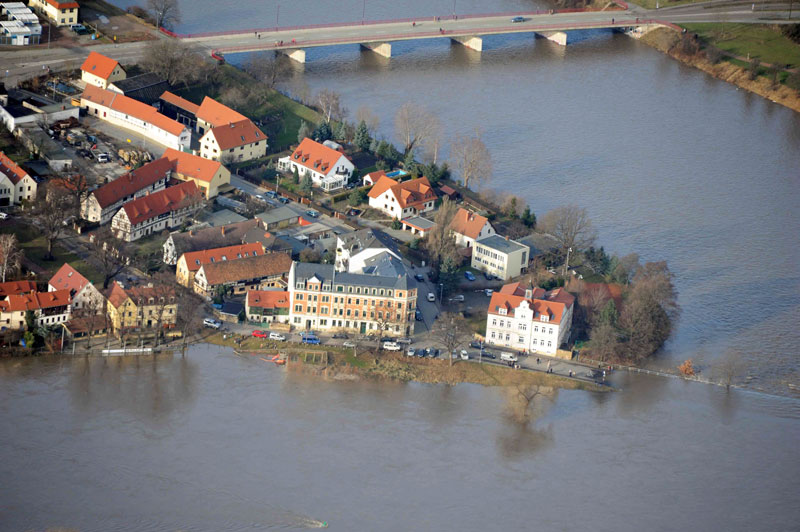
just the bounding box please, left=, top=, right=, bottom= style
left=639, top=27, right=800, bottom=113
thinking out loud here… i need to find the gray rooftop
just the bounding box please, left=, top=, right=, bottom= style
left=401, top=216, right=436, bottom=230
left=338, top=228, right=399, bottom=255
left=294, top=260, right=412, bottom=291
left=201, top=209, right=248, bottom=228
left=476, top=234, right=528, bottom=254
left=360, top=251, right=407, bottom=277
left=518, top=232, right=559, bottom=257
left=256, top=205, right=300, bottom=226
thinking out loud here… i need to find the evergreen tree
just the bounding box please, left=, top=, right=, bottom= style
left=354, top=120, right=371, bottom=151
left=297, top=120, right=311, bottom=143
left=301, top=175, right=312, bottom=193
left=403, top=149, right=416, bottom=170
left=313, top=122, right=332, bottom=142
left=369, top=137, right=379, bottom=153
left=522, top=206, right=536, bottom=228
left=334, top=121, right=347, bottom=141
left=292, top=166, right=300, bottom=184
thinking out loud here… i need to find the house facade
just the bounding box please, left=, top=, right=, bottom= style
left=288, top=262, right=417, bottom=337
left=193, top=252, right=292, bottom=298
left=106, top=281, right=177, bottom=336
left=162, top=219, right=259, bottom=265
left=80, top=157, right=171, bottom=224
left=80, top=51, right=126, bottom=89
left=176, top=242, right=264, bottom=288
left=484, top=283, right=574, bottom=356
left=163, top=148, right=230, bottom=199
left=29, top=0, right=78, bottom=27
left=471, top=235, right=529, bottom=281
left=81, top=85, right=190, bottom=151
left=48, top=263, right=104, bottom=313
left=245, top=290, right=290, bottom=324
left=111, top=181, right=203, bottom=242
left=367, top=175, right=437, bottom=219
left=0, top=289, right=71, bottom=330
left=450, top=208, right=495, bottom=248
left=199, top=119, right=267, bottom=164
left=0, top=151, right=36, bottom=205
left=278, top=138, right=354, bottom=192
left=194, top=96, right=247, bottom=136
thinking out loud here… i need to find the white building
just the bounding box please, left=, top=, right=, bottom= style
left=199, top=119, right=267, bottom=164
left=484, top=282, right=575, bottom=356
left=367, top=175, right=437, bottom=219
left=471, top=235, right=529, bottom=281
left=0, top=151, right=36, bottom=206
left=0, top=19, right=41, bottom=46
left=278, top=137, right=354, bottom=192
left=111, top=181, right=203, bottom=242
left=80, top=51, right=127, bottom=90
left=28, top=0, right=78, bottom=27
left=0, top=289, right=72, bottom=330
left=449, top=207, right=495, bottom=248
left=48, top=263, right=105, bottom=313
left=335, top=228, right=401, bottom=273
left=81, top=84, right=190, bottom=151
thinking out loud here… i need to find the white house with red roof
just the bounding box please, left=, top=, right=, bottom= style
left=278, top=137, right=354, bottom=192
left=80, top=51, right=126, bottom=89
left=0, top=289, right=72, bottom=330
left=29, top=0, right=78, bottom=27
left=245, top=290, right=290, bottom=324
left=484, top=282, right=575, bottom=355
left=449, top=207, right=495, bottom=248
left=48, top=263, right=104, bottom=313
left=0, top=151, right=37, bottom=205
left=367, top=175, right=437, bottom=219
left=111, top=180, right=203, bottom=242
left=199, top=119, right=267, bottom=164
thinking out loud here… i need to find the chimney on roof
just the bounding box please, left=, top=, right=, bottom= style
left=221, top=226, right=227, bottom=236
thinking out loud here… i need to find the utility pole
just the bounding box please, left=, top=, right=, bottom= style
left=276, top=4, right=280, bottom=32
left=563, top=247, right=572, bottom=277
left=362, top=0, right=366, bottom=25
left=439, top=282, right=443, bottom=302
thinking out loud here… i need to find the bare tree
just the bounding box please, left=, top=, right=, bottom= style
left=88, top=227, right=129, bottom=289
left=0, top=234, right=22, bottom=282
left=72, top=297, right=105, bottom=352
left=54, top=173, right=90, bottom=218
left=316, top=89, right=346, bottom=124
left=423, top=197, right=459, bottom=270
left=394, top=102, right=437, bottom=155
left=430, top=312, right=471, bottom=366
left=148, top=273, right=177, bottom=347
left=540, top=205, right=597, bottom=258
left=356, top=105, right=380, bottom=135
left=147, top=0, right=181, bottom=30
left=175, top=284, right=207, bottom=350
left=245, top=52, right=292, bottom=88
left=423, top=116, right=444, bottom=165
left=32, top=183, right=73, bottom=261
left=141, top=40, right=199, bottom=87
left=450, top=132, right=492, bottom=190
left=715, top=349, right=746, bottom=391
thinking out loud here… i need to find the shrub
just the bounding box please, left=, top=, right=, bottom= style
left=705, top=47, right=723, bottom=65
left=748, top=59, right=761, bottom=81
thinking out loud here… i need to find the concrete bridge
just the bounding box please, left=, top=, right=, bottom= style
left=164, top=2, right=799, bottom=63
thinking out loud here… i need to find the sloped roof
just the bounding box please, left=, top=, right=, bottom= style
left=81, top=84, right=186, bottom=137
left=107, top=281, right=175, bottom=308
left=91, top=157, right=172, bottom=208
left=1, top=290, right=71, bottom=312
left=367, top=175, right=397, bottom=199
left=368, top=175, right=437, bottom=209
left=163, top=147, right=223, bottom=183
left=108, top=73, right=169, bottom=105
left=196, top=96, right=247, bottom=127
left=582, top=283, right=622, bottom=311
left=289, top=138, right=345, bottom=175
left=338, top=228, right=399, bottom=256
left=80, top=51, right=120, bottom=81
left=160, top=91, right=200, bottom=114
left=120, top=180, right=201, bottom=226
left=0, top=151, right=30, bottom=185
left=180, top=242, right=264, bottom=273
left=45, top=0, right=79, bottom=9
left=0, top=280, right=37, bottom=298
left=199, top=253, right=292, bottom=286
left=106, top=281, right=129, bottom=308
left=207, top=119, right=266, bottom=151
left=48, top=263, right=89, bottom=293
left=487, top=291, right=567, bottom=325
left=246, top=290, right=290, bottom=310
left=449, top=208, right=491, bottom=240
left=364, top=170, right=387, bottom=183
left=170, top=219, right=259, bottom=257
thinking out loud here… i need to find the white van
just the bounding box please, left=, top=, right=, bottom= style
left=427, top=292, right=435, bottom=302
left=500, top=352, right=518, bottom=363
left=268, top=332, right=286, bottom=341
left=203, top=318, right=222, bottom=329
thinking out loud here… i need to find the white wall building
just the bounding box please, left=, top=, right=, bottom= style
left=111, top=181, right=203, bottom=242
left=367, top=175, right=437, bottom=219
left=0, top=151, right=36, bottom=206
left=449, top=207, right=495, bottom=248
left=471, top=235, right=529, bottom=281
left=278, top=137, right=354, bottom=192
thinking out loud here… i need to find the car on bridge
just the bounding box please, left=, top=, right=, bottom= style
left=511, top=16, right=525, bottom=23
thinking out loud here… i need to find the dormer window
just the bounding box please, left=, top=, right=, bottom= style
left=195, top=259, right=200, bottom=265
left=499, top=308, right=507, bottom=315
left=221, top=256, right=227, bottom=261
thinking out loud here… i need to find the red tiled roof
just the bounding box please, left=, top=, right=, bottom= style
left=207, top=119, right=266, bottom=151
left=160, top=91, right=199, bottom=114
left=0, top=281, right=37, bottom=298
left=0, top=151, right=30, bottom=185
left=106, top=281, right=128, bottom=308
left=163, top=148, right=223, bottom=183
left=46, top=0, right=80, bottom=10
left=449, top=208, right=490, bottom=240
left=181, top=243, right=264, bottom=273
left=48, top=263, right=89, bottom=293
left=247, top=290, right=290, bottom=309
left=487, top=291, right=567, bottom=325
left=80, top=51, right=120, bottom=81
left=369, top=175, right=437, bottom=210
left=120, top=181, right=202, bottom=226
left=364, top=170, right=387, bottom=184
left=368, top=174, right=397, bottom=199
left=107, top=281, right=176, bottom=309
left=546, top=286, right=576, bottom=308
left=439, top=185, right=460, bottom=197
left=1, top=290, right=71, bottom=312
left=199, top=253, right=292, bottom=286
left=289, top=138, right=345, bottom=175
left=82, top=85, right=187, bottom=137
left=91, top=157, right=172, bottom=208
left=196, top=97, right=246, bottom=128
left=500, top=282, right=545, bottom=299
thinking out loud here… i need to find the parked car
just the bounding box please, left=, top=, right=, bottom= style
left=483, top=271, right=493, bottom=280
left=397, top=337, right=413, bottom=345
left=431, top=348, right=440, bottom=358
left=279, top=197, right=290, bottom=204
left=251, top=330, right=268, bottom=338
left=427, top=292, right=435, bottom=302
left=480, top=350, right=496, bottom=359
left=255, top=194, right=265, bottom=201
left=342, top=340, right=357, bottom=348
left=383, top=341, right=401, bottom=351
left=96, top=153, right=109, bottom=163
left=305, top=209, right=319, bottom=218
left=464, top=271, right=476, bottom=281
left=406, top=347, right=416, bottom=357
left=332, top=332, right=349, bottom=339
left=449, top=294, right=465, bottom=302
left=301, top=334, right=320, bottom=344
left=418, top=348, right=428, bottom=357
left=268, top=332, right=286, bottom=341
left=414, top=273, right=425, bottom=282
left=266, top=190, right=277, bottom=198
left=511, top=16, right=525, bottom=23
left=485, top=289, right=494, bottom=296
left=469, top=340, right=482, bottom=349
left=500, top=352, right=519, bottom=363
left=203, top=318, right=222, bottom=329
left=415, top=310, right=423, bottom=321
left=460, top=349, right=470, bottom=360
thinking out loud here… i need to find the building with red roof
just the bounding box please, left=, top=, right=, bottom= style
left=29, top=0, right=79, bottom=27
left=278, top=138, right=354, bottom=192
left=48, top=263, right=104, bottom=313
left=81, top=84, right=190, bottom=151
left=245, top=290, right=290, bottom=324
left=111, top=181, right=203, bottom=242
left=368, top=175, right=437, bottom=218
left=176, top=242, right=264, bottom=288
left=80, top=157, right=171, bottom=224
left=0, top=151, right=37, bottom=205
left=195, top=96, right=247, bottom=135
left=105, top=281, right=177, bottom=335
left=484, top=282, right=575, bottom=355
left=0, top=281, right=37, bottom=299
left=80, top=51, right=126, bottom=89
left=163, top=148, right=230, bottom=199
left=198, top=119, right=267, bottom=165
left=449, top=207, right=495, bottom=248
left=0, top=289, right=72, bottom=330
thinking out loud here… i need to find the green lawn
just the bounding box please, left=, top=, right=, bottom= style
left=682, top=23, right=800, bottom=69
left=632, top=0, right=704, bottom=9
left=0, top=132, right=28, bottom=163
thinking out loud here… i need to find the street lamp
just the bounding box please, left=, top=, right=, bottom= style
left=362, top=0, right=366, bottom=25
left=439, top=282, right=443, bottom=302
left=276, top=4, right=280, bottom=32
left=563, top=247, right=572, bottom=277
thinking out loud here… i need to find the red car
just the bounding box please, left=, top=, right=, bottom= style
left=251, top=330, right=268, bottom=338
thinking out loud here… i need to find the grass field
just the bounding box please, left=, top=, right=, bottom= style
left=682, top=23, right=800, bottom=69
left=628, top=0, right=704, bottom=9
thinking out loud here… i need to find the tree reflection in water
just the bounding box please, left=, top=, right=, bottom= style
left=496, top=385, right=556, bottom=459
